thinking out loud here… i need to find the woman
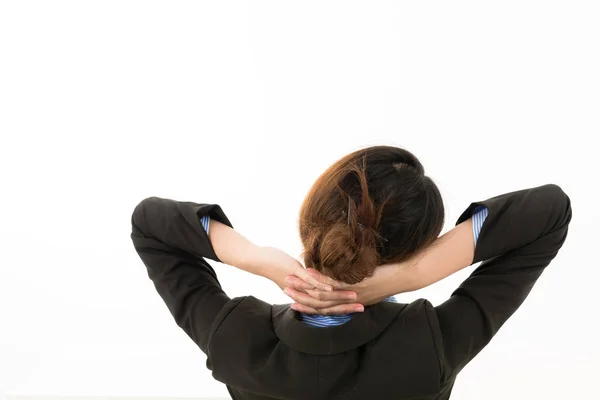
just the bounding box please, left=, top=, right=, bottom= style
left=130, top=145, right=572, bottom=400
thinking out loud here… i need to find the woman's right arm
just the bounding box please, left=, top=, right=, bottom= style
left=286, top=184, right=572, bottom=326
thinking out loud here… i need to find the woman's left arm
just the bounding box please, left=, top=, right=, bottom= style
left=130, top=196, right=335, bottom=352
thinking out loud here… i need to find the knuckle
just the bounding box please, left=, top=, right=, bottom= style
left=304, top=298, right=316, bottom=307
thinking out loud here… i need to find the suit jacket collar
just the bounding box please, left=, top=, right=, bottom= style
left=272, top=301, right=406, bottom=355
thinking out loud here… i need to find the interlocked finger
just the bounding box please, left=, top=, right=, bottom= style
left=291, top=302, right=364, bottom=315
left=292, top=267, right=332, bottom=292
left=304, top=288, right=358, bottom=302
left=284, top=275, right=315, bottom=291
left=283, top=287, right=360, bottom=311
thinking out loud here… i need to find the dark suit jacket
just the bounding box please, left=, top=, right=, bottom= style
left=130, top=184, right=572, bottom=400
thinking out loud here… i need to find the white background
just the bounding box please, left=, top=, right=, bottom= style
left=1, top=1, right=598, bottom=399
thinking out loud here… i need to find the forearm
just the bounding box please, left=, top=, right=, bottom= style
left=207, top=219, right=267, bottom=276
left=341, top=219, right=476, bottom=305
left=396, top=184, right=570, bottom=294
left=402, top=218, right=475, bottom=292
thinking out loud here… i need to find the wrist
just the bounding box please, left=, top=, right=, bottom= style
left=252, top=246, right=301, bottom=288
left=385, top=259, right=423, bottom=294
left=380, top=265, right=407, bottom=297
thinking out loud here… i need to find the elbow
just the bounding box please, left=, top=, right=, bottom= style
left=131, top=197, right=160, bottom=236
left=542, top=184, right=572, bottom=230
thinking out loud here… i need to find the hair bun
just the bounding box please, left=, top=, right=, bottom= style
left=317, top=222, right=380, bottom=284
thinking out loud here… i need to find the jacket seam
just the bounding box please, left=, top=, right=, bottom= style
left=423, top=299, right=444, bottom=388
left=206, top=296, right=246, bottom=357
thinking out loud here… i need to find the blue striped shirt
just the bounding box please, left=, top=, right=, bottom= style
left=472, top=205, right=488, bottom=244
left=200, top=214, right=210, bottom=235
left=200, top=205, right=488, bottom=328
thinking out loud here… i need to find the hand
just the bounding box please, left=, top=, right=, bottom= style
left=284, top=260, right=420, bottom=315
left=255, top=246, right=333, bottom=292
left=283, top=270, right=365, bottom=315
left=255, top=247, right=364, bottom=313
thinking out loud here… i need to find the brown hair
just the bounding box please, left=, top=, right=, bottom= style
left=299, top=145, right=444, bottom=284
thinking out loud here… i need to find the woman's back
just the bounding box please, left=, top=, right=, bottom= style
left=210, top=298, right=444, bottom=400
left=131, top=180, right=571, bottom=399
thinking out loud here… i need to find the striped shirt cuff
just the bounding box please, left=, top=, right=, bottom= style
left=472, top=205, right=488, bottom=245
left=200, top=215, right=210, bottom=235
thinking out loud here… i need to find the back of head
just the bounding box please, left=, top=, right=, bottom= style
left=299, top=145, right=444, bottom=284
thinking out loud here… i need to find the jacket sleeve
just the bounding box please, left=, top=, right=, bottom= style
left=130, top=196, right=234, bottom=353
left=433, top=184, right=572, bottom=378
